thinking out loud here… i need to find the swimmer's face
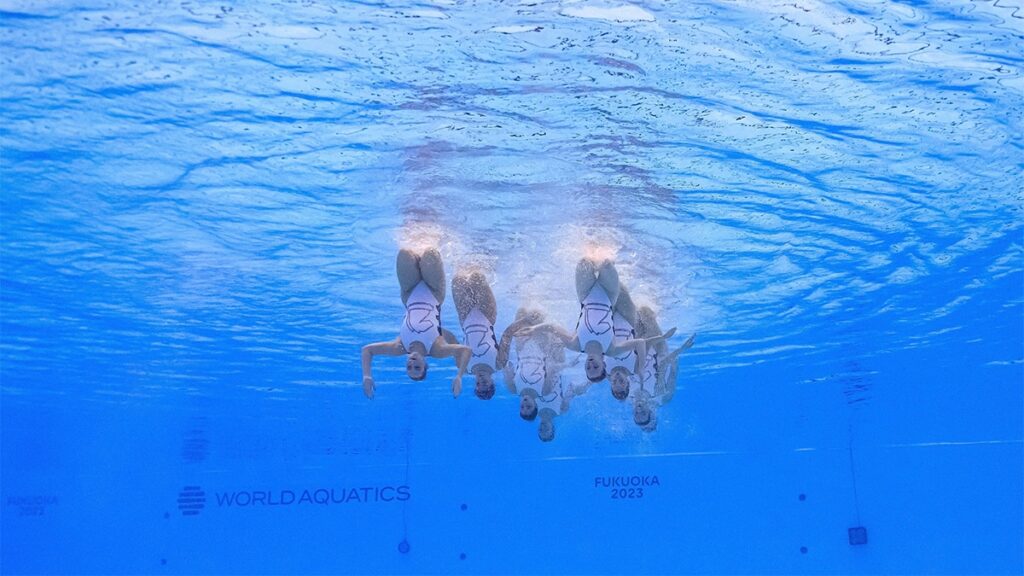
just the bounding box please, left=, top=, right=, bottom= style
left=538, top=419, right=555, bottom=442
left=634, top=402, right=652, bottom=427
left=585, top=353, right=606, bottom=382
left=610, top=370, right=630, bottom=401
left=474, top=370, right=495, bottom=400
left=520, top=395, right=538, bottom=420
left=406, top=352, right=427, bottom=381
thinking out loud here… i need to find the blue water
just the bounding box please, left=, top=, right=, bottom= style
left=2, top=0, right=1022, bottom=573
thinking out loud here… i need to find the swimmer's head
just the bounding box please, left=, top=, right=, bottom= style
left=633, top=400, right=653, bottom=427
left=472, top=365, right=495, bottom=400
left=406, top=352, right=427, bottom=381
left=641, top=417, right=657, bottom=432
left=538, top=418, right=555, bottom=442
left=585, top=353, right=607, bottom=383
left=610, top=367, right=631, bottom=400
left=519, top=392, right=538, bottom=421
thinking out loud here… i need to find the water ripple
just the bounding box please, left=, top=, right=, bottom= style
left=1, top=0, right=1021, bottom=406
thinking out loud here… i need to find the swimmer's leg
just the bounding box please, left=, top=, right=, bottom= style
left=636, top=305, right=662, bottom=338
left=637, top=305, right=670, bottom=356
left=397, top=248, right=423, bottom=304
left=615, top=285, right=638, bottom=328
left=451, top=271, right=474, bottom=326
left=575, top=258, right=599, bottom=302
left=469, top=270, right=497, bottom=325
left=419, top=247, right=446, bottom=303
left=595, top=260, right=621, bottom=306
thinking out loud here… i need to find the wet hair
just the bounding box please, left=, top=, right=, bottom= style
left=475, top=379, right=495, bottom=400
left=538, top=422, right=555, bottom=442
left=610, top=370, right=630, bottom=400
left=408, top=362, right=427, bottom=382
left=612, top=384, right=628, bottom=400
left=520, top=396, right=538, bottom=421
left=634, top=405, right=652, bottom=426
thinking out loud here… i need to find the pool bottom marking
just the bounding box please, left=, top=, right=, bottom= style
left=176, top=484, right=410, bottom=516
left=594, top=475, right=660, bottom=499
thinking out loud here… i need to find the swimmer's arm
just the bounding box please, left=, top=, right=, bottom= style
left=607, top=338, right=648, bottom=373
left=660, top=333, right=695, bottom=366
left=430, top=339, right=472, bottom=398
left=521, top=322, right=580, bottom=351
left=658, top=367, right=676, bottom=403
left=496, top=320, right=529, bottom=369
left=657, top=337, right=693, bottom=400
left=502, top=317, right=534, bottom=337
left=361, top=338, right=404, bottom=398
left=642, top=327, right=678, bottom=348
left=503, top=363, right=516, bottom=394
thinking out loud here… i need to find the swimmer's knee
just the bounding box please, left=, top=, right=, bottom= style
left=397, top=248, right=418, bottom=265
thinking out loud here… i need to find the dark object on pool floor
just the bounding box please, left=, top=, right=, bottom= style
left=798, top=493, right=806, bottom=501
left=800, top=547, right=807, bottom=554
left=848, top=526, right=868, bottom=546
left=460, top=553, right=467, bottom=560
left=398, top=539, right=410, bottom=554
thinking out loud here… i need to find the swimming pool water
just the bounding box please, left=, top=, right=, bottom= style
left=2, top=0, right=1022, bottom=573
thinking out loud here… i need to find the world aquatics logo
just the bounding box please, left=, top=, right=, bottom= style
left=177, top=486, right=206, bottom=516
left=176, top=484, right=410, bottom=516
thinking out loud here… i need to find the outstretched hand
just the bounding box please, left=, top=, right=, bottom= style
left=363, top=376, right=375, bottom=399
left=681, top=333, right=696, bottom=351
left=662, top=327, right=677, bottom=340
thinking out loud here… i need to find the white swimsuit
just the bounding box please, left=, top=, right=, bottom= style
left=641, top=346, right=659, bottom=391
left=628, top=347, right=662, bottom=405
left=576, top=284, right=615, bottom=352
left=514, top=338, right=546, bottom=394
left=399, top=281, right=442, bottom=353
left=462, top=307, right=498, bottom=371
left=604, top=314, right=636, bottom=373
left=536, top=377, right=567, bottom=416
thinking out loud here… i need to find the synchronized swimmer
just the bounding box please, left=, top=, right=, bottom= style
left=360, top=249, right=696, bottom=440
left=360, top=248, right=471, bottom=399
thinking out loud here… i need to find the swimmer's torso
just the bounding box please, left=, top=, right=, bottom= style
left=629, top=347, right=662, bottom=404
left=576, top=284, right=615, bottom=352
left=514, top=338, right=546, bottom=394
left=536, top=378, right=567, bottom=416
left=400, top=281, right=441, bottom=353
left=462, top=307, right=498, bottom=371
left=604, top=313, right=636, bottom=372
left=641, top=346, right=659, bottom=391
